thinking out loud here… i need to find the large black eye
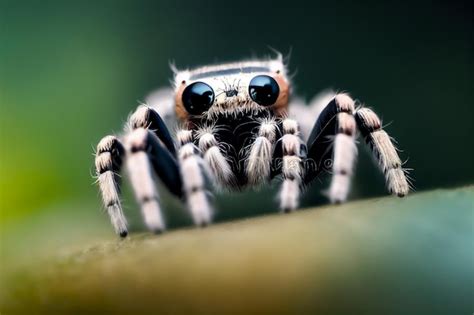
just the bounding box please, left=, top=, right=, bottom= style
left=182, top=82, right=215, bottom=115
left=248, top=75, right=280, bottom=106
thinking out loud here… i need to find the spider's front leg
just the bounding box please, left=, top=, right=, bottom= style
left=176, top=129, right=215, bottom=226
left=275, top=118, right=306, bottom=212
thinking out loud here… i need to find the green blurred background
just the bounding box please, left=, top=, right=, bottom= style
left=0, top=0, right=472, bottom=235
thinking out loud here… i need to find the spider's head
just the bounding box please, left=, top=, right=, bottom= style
left=173, top=56, right=290, bottom=121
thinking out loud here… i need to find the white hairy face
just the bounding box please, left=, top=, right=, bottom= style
left=173, top=58, right=290, bottom=120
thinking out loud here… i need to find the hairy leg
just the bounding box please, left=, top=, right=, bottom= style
left=95, top=135, right=128, bottom=237
left=124, top=105, right=183, bottom=233
left=195, top=125, right=236, bottom=188
left=245, top=117, right=279, bottom=186
left=277, top=118, right=306, bottom=212
left=306, top=94, right=358, bottom=203
left=128, top=104, right=176, bottom=155
left=124, top=129, right=165, bottom=233
left=177, top=129, right=214, bottom=226
left=355, top=107, right=410, bottom=196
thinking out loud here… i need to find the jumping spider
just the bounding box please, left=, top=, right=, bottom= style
left=95, top=55, right=411, bottom=237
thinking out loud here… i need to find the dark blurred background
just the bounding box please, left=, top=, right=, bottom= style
left=0, top=0, right=472, bottom=239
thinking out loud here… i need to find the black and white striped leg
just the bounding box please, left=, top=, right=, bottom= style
left=128, top=105, right=176, bottom=155
left=95, top=135, right=128, bottom=237
left=177, top=129, right=214, bottom=226
left=355, top=108, right=409, bottom=197
left=278, top=118, right=305, bottom=212
left=128, top=106, right=182, bottom=196
left=196, top=127, right=236, bottom=188
left=125, top=129, right=165, bottom=233
left=124, top=106, right=182, bottom=233
left=327, top=95, right=358, bottom=203
left=306, top=94, right=358, bottom=203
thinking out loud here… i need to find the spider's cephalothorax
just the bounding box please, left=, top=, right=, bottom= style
left=95, top=56, right=411, bottom=237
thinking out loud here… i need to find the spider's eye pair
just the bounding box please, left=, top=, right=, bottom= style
left=182, top=75, right=280, bottom=115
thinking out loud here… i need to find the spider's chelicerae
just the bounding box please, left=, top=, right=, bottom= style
left=95, top=56, right=411, bottom=237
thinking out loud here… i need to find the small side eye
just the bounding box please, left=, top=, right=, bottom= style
left=248, top=75, right=280, bottom=106
left=182, top=82, right=215, bottom=115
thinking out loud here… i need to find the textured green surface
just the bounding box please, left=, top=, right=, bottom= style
left=2, top=187, right=474, bottom=314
